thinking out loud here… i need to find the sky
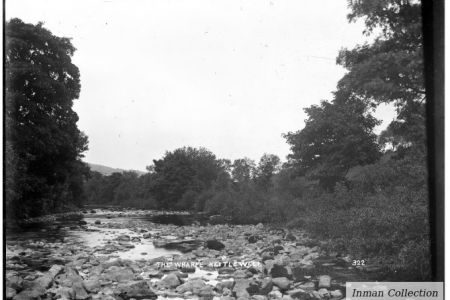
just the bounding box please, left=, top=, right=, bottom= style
left=6, top=0, right=396, bottom=171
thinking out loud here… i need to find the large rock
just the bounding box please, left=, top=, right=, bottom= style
left=259, top=278, right=273, bottom=295
left=116, top=280, right=157, bottom=299
left=48, top=264, right=64, bottom=278
left=117, top=234, right=131, bottom=242
left=317, top=288, right=330, bottom=298
left=72, top=282, right=89, bottom=299
left=83, top=277, right=101, bottom=293
left=330, top=289, right=343, bottom=300
left=32, top=274, right=53, bottom=290
left=287, top=289, right=310, bottom=299
left=161, top=273, right=181, bottom=288
left=233, top=279, right=250, bottom=299
left=199, top=285, right=215, bottom=297
left=297, top=282, right=315, bottom=291
left=206, top=239, right=225, bottom=250
left=268, top=290, right=283, bottom=300
left=7, top=275, right=23, bottom=290
left=269, top=264, right=290, bottom=278
left=248, top=235, right=261, bottom=244
left=216, top=280, right=235, bottom=292
left=318, top=275, right=331, bottom=288
left=6, top=287, right=16, bottom=299
left=272, top=278, right=291, bottom=291
left=54, top=286, right=74, bottom=299
left=102, top=266, right=134, bottom=282
left=292, top=265, right=315, bottom=281
left=175, top=279, right=206, bottom=294
left=12, top=288, right=45, bottom=300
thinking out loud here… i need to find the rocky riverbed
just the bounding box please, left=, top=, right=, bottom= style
left=5, top=209, right=377, bottom=300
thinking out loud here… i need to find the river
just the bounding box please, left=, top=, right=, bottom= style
left=5, top=208, right=383, bottom=300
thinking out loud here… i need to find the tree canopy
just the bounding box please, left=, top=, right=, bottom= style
left=5, top=18, right=89, bottom=218
left=148, top=147, right=225, bottom=210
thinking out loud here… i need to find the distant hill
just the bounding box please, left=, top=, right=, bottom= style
left=87, top=162, right=147, bottom=176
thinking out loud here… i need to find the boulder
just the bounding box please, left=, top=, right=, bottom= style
left=32, top=274, right=53, bottom=290
left=12, top=288, right=45, bottom=300
left=268, top=290, right=283, bottom=300
left=7, top=275, right=23, bottom=290
left=175, top=279, right=206, bottom=294
left=117, top=234, right=131, bottom=242
left=248, top=235, right=261, bottom=244
left=296, top=282, right=315, bottom=291
left=292, top=265, right=315, bottom=281
left=233, top=279, right=251, bottom=299
left=102, top=266, right=134, bottom=282
left=269, top=264, right=290, bottom=278
left=273, top=245, right=284, bottom=256
left=54, top=286, right=74, bottom=299
left=83, top=277, right=101, bottom=293
left=287, top=289, right=310, bottom=299
left=206, top=239, right=225, bottom=250
left=272, top=277, right=291, bottom=291
left=318, top=288, right=330, bottom=298
left=6, top=287, right=16, bottom=299
left=48, top=264, right=64, bottom=278
left=116, top=280, right=157, bottom=299
left=161, top=273, right=181, bottom=288
left=199, top=285, right=215, bottom=297
left=318, top=275, right=331, bottom=288
left=330, top=290, right=343, bottom=300
left=216, top=280, right=235, bottom=292
left=94, top=220, right=101, bottom=224
left=259, top=278, right=273, bottom=295
left=71, top=282, right=89, bottom=299
left=285, top=233, right=296, bottom=241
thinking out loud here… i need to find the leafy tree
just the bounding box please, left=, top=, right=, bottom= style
left=231, top=158, right=256, bottom=184
left=148, top=147, right=225, bottom=210
left=5, top=18, right=89, bottom=218
left=285, top=96, right=381, bottom=189
left=337, top=0, right=425, bottom=148
left=255, top=154, right=281, bottom=188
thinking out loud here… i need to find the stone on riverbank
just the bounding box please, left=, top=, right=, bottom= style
left=116, top=280, right=157, bottom=299
left=161, top=273, right=181, bottom=288
left=206, top=239, right=225, bottom=250
left=318, top=275, right=331, bottom=288
left=272, top=277, right=291, bottom=291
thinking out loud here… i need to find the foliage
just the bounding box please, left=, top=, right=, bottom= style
left=148, top=147, right=226, bottom=210
left=5, top=18, right=89, bottom=219
left=84, top=171, right=157, bottom=209
left=284, top=96, right=381, bottom=190
left=339, top=0, right=425, bottom=147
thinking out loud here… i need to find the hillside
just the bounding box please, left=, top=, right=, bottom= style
left=87, top=162, right=147, bottom=176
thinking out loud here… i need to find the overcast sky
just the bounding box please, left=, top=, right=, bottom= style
left=7, top=0, right=396, bottom=171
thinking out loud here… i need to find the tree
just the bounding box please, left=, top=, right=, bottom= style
left=5, top=19, right=89, bottom=218
left=337, top=0, right=425, bottom=149
left=255, top=154, right=281, bottom=189
left=231, top=158, right=256, bottom=184
left=148, top=147, right=225, bottom=210
left=284, top=96, right=381, bottom=189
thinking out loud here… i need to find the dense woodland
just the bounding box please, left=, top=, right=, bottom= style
left=6, top=0, right=431, bottom=280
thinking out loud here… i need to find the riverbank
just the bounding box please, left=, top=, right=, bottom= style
left=5, top=209, right=379, bottom=300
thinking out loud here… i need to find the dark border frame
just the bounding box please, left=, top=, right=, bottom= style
left=423, top=0, right=445, bottom=282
